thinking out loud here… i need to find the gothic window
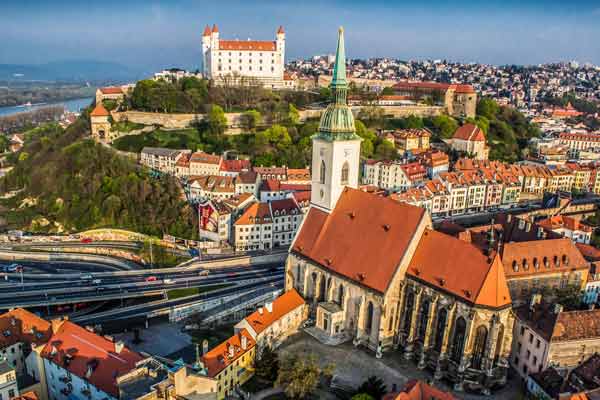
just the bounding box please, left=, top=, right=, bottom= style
left=494, top=324, right=505, bottom=365
left=318, top=275, right=326, bottom=302
left=451, top=317, right=467, bottom=363
left=417, top=300, right=430, bottom=342
left=341, top=161, right=349, bottom=185
left=403, top=292, right=415, bottom=333
left=471, top=325, right=488, bottom=370
left=320, top=160, right=326, bottom=184
left=337, top=284, right=345, bottom=306
left=365, top=301, right=374, bottom=334
left=433, top=308, right=447, bottom=352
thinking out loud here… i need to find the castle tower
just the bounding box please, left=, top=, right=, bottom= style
left=310, top=27, right=361, bottom=212
left=202, top=25, right=211, bottom=77
left=276, top=26, right=285, bottom=78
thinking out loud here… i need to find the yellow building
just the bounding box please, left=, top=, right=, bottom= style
left=201, top=330, right=256, bottom=400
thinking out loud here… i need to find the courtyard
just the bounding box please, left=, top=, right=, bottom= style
left=277, top=331, right=524, bottom=400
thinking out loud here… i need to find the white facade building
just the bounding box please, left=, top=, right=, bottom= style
left=202, top=24, right=286, bottom=88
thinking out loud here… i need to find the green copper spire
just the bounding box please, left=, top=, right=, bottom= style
left=331, top=27, right=347, bottom=89
left=315, top=27, right=359, bottom=141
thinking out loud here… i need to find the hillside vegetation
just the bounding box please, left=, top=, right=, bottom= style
left=0, top=115, right=197, bottom=237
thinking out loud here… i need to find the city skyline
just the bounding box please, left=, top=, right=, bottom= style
left=1, top=0, right=600, bottom=73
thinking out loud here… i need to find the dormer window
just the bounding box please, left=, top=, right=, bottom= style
left=512, top=260, right=519, bottom=272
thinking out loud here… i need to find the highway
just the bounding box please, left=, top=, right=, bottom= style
left=0, top=263, right=283, bottom=308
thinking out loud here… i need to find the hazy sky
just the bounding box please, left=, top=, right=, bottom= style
left=1, top=0, right=600, bottom=71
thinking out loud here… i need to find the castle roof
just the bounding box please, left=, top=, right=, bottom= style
left=218, top=40, right=276, bottom=51
left=203, top=25, right=211, bottom=36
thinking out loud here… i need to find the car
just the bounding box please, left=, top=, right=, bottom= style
left=145, top=276, right=157, bottom=282
left=164, top=279, right=175, bottom=284
left=80, top=237, right=93, bottom=243
left=3, top=264, right=22, bottom=273
left=91, top=279, right=102, bottom=285
left=80, top=274, right=92, bottom=280
left=198, top=270, right=209, bottom=276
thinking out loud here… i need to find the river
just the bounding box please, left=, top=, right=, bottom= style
left=0, top=97, right=94, bottom=117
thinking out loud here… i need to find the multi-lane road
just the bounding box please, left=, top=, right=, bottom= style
left=0, top=261, right=283, bottom=308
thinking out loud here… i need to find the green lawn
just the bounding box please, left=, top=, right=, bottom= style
left=166, top=283, right=231, bottom=299
left=112, top=128, right=202, bottom=153
left=111, top=120, right=145, bottom=133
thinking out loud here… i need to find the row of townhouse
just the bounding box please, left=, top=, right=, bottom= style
left=391, top=167, right=522, bottom=217
left=362, top=160, right=427, bottom=191
left=455, top=158, right=600, bottom=196
left=558, top=132, right=600, bottom=156
left=0, top=308, right=224, bottom=400
left=234, top=197, right=304, bottom=251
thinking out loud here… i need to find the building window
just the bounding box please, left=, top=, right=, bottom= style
left=320, top=160, right=326, bottom=184
left=340, top=161, right=350, bottom=185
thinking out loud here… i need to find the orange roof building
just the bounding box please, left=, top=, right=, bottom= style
left=235, top=289, right=307, bottom=349
left=90, top=102, right=109, bottom=118
left=41, top=321, right=143, bottom=398
left=383, top=380, right=457, bottom=400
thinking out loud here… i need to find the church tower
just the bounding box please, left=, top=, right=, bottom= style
left=310, top=27, right=361, bottom=212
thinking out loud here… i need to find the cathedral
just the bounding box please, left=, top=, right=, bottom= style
left=284, top=28, right=515, bottom=393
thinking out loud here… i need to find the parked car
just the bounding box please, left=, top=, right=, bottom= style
left=145, top=276, right=157, bottom=282
left=163, top=278, right=175, bottom=284
left=81, top=237, right=93, bottom=243
left=80, top=274, right=92, bottom=280
left=92, top=279, right=102, bottom=285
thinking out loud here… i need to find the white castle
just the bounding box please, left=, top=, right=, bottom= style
left=202, top=24, right=286, bottom=88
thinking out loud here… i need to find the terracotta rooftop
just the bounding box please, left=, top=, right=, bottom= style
left=99, top=87, right=123, bottom=95
left=517, top=304, right=600, bottom=343
left=292, top=188, right=426, bottom=293
left=538, top=215, right=593, bottom=233
left=235, top=202, right=272, bottom=225
left=236, top=170, right=258, bottom=185
left=452, top=123, right=486, bottom=142
left=11, top=392, right=39, bottom=400
left=221, top=159, right=251, bottom=173
left=90, top=103, right=109, bottom=117
left=190, top=151, right=222, bottom=165
left=577, top=243, right=600, bottom=262
left=202, top=329, right=255, bottom=378
left=407, top=229, right=511, bottom=308
left=244, top=289, right=304, bottom=336
left=41, top=321, right=143, bottom=397
left=392, top=81, right=474, bottom=94
left=219, top=40, right=276, bottom=51
left=270, top=198, right=301, bottom=215
left=0, top=308, right=52, bottom=349
left=383, top=380, right=457, bottom=400
left=501, top=238, right=589, bottom=279
left=203, top=25, right=211, bottom=36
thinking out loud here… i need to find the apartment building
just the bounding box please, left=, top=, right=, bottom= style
left=140, top=148, right=188, bottom=175
left=189, top=152, right=223, bottom=176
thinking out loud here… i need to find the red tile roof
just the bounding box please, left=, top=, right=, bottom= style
left=190, top=151, right=222, bottom=165
left=293, top=188, right=426, bottom=293
left=407, top=230, right=511, bottom=308
left=244, top=289, right=305, bottom=335
left=90, top=103, right=109, bottom=117
left=516, top=304, right=600, bottom=342
left=219, top=40, right=276, bottom=51
left=99, top=87, right=123, bottom=95
left=392, top=81, right=474, bottom=94
left=538, top=215, right=593, bottom=233
left=383, top=380, right=457, bottom=400
left=270, top=198, right=300, bottom=214
left=235, top=202, right=272, bottom=225
left=221, top=159, right=251, bottom=173
left=212, top=24, right=218, bottom=33
left=41, top=321, right=143, bottom=397
left=11, top=392, right=38, bottom=400
left=203, top=25, right=211, bottom=37
left=452, top=123, right=486, bottom=142
left=0, top=308, right=52, bottom=349
left=501, top=238, right=589, bottom=279
left=202, top=329, right=255, bottom=377
left=577, top=243, right=600, bottom=262
left=277, top=26, right=285, bottom=34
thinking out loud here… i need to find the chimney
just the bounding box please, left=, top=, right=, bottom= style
left=537, top=227, right=544, bottom=239
left=10, top=318, right=16, bottom=326
left=258, top=307, right=264, bottom=315
left=114, top=340, right=125, bottom=354
left=241, top=334, right=248, bottom=350
left=265, top=302, right=273, bottom=313
left=51, top=318, right=64, bottom=334
left=228, top=344, right=235, bottom=359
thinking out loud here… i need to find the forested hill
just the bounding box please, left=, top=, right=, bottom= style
left=0, top=113, right=198, bottom=238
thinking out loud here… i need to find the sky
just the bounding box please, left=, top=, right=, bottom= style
left=1, top=0, right=600, bottom=71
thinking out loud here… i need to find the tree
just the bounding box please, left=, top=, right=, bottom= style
left=477, top=98, right=500, bottom=120
left=352, top=394, right=375, bottom=400
left=276, top=353, right=333, bottom=399
left=374, top=140, right=396, bottom=160
left=254, top=345, right=279, bottom=383
left=357, top=105, right=385, bottom=129
left=429, top=115, right=459, bottom=140
left=240, top=109, right=262, bottom=132
left=288, top=103, right=300, bottom=125
left=207, top=105, right=227, bottom=135
left=356, top=376, right=387, bottom=400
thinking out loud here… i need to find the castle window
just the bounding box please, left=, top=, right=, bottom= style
left=512, top=260, right=518, bottom=272
left=320, top=160, right=326, bottom=184
left=341, top=162, right=349, bottom=185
